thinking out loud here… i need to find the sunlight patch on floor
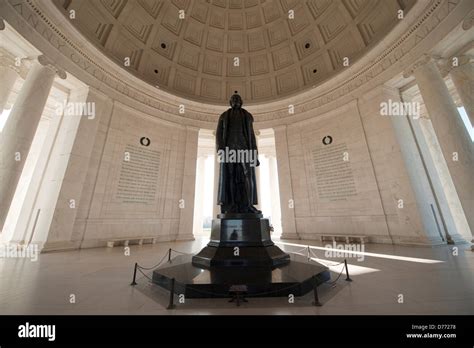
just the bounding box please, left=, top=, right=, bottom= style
left=277, top=241, right=444, bottom=264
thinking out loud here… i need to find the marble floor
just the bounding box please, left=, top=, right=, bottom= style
left=0, top=238, right=473, bottom=315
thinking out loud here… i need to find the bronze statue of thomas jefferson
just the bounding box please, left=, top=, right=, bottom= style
left=216, top=94, right=261, bottom=214
left=191, top=93, right=290, bottom=270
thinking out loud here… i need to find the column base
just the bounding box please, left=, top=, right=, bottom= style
left=446, top=233, right=470, bottom=245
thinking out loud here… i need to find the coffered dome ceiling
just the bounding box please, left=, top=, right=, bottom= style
left=54, top=0, right=416, bottom=104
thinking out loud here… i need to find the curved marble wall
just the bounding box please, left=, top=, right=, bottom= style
left=0, top=0, right=472, bottom=250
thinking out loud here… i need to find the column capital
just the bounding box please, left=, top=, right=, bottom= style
left=37, top=55, right=67, bottom=79
left=447, top=55, right=474, bottom=70
left=403, top=55, right=439, bottom=78
left=431, top=55, right=474, bottom=78
left=273, top=125, right=287, bottom=133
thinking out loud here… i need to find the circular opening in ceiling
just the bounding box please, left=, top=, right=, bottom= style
left=161, top=43, right=167, bottom=49
left=313, top=69, right=317, bottom=73
left=305, top=43, right=310, bottom=49
left=154, top=69, right=159, bottom=74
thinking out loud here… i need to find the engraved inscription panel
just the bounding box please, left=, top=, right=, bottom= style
left=116, top=144, right=161, bottom=204
left=312, top=143, right=357, bottom=201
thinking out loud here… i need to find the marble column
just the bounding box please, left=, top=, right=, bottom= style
left=192, top=154, right=206, bottom=236
left=30, top=88, right=111, bottom=251
left=384, top=86, right=451, bottom=244
left=177, top=126, right=199, bottom=241
left=405, top=56, right=474, bottom=241
left=449, top=56, right=474, bottom=126
left=268, top=154, right=282, bottom=235
left=254, top=130, right=262, bottom=211
left=255, top=154, right=263, bottom=211
left=212, top=132, right=220, bottom=218
left=273, top=125, right=298, bottom=239
left=0, top=55, right=66, bottom=231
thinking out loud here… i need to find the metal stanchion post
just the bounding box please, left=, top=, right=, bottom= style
left=312, top=276, right=322, bottom=307
left=344, top=259, right=353, bottom=282
left=167, top=278, right=176, bottom=309
left=168, top=248, right=172, bottom=262
left=130, top=262, right=138, bottom=286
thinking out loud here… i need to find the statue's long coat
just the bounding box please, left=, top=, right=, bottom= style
left=216, top=107, right=258, bottom=207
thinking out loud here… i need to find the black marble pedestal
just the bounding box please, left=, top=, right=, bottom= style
left=192, top=213, right=290, bottom=268
left=152, top=253, right=330, bottom=298
left=150, top=214, right=330, bottom=299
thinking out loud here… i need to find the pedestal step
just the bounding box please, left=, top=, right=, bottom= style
left=192, top=245, right=290, bottom=268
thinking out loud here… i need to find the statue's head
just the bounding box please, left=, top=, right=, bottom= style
left=229, top=93, right=243, bottom=109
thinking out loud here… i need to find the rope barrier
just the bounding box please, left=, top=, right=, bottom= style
left=134, top=248, right=193, bottom=273
left=325, top=263, right=347, bottom=286
left=274, top=243, right=308, bottom=255
left=135, top=251, right=169, bottom=271
left=305, top=248, right=352, bottom=285
left=277, top=242, right=351, bottom=267
left=136, top=267, right=154, bottom=282
left=170, top=248, right=194, bottom=256
left=308, top=248, right=345, bottom=267
left=306, top=250, right=351, bottom=285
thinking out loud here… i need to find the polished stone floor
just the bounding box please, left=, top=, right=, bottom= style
left=0, top=237, right=473, bottom=315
